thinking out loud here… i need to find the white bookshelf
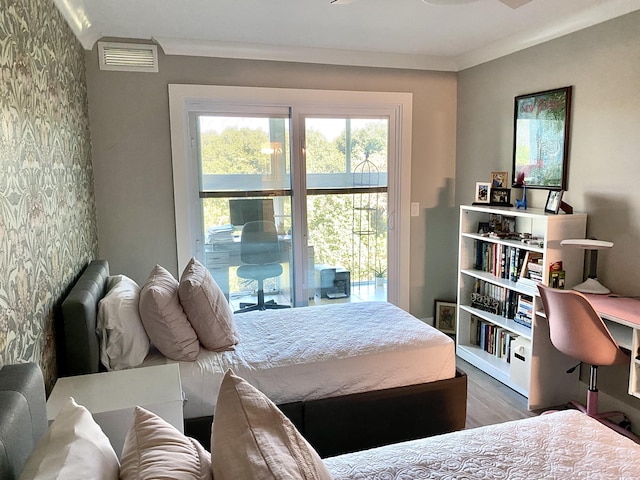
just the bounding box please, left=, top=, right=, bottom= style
left=456, top=204, right=587, bottom=410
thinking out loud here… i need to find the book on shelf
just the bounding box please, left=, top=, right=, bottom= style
left=473, top=240, right=529, bottom=282
left=470, top=316, right=519, bottom=362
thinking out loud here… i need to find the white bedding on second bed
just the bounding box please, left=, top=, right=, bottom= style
left=143, top=301, right=455, bottom=419
left=324, top=410, right=640, bottom=479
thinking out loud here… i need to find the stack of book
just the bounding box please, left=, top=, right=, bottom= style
left=514, top=294, right=533, bottom=328
left=515, top=252, right=544, bottom=290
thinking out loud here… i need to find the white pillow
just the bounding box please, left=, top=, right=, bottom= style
left=97, top=274, right=150, bottom=370
left=19, top=397, right=119, bottom=480
left=120, top=406, right=212, bottom=480
left=211, top=370, right=333, bottom=480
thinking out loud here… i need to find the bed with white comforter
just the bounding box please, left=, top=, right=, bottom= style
left=325, top=409, right=640, bottom=479
left=60, top=260, right=467, bottom=456
left=143, top=301, right=455, bottom=419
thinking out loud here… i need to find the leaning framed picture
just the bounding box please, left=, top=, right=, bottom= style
left=474, top=182, right=490, bottom=203
left=544, top=190, right=564, bottom=214
left=512, top=86, right=572, bottom=190
left=434, top=300, right=457, bottom=334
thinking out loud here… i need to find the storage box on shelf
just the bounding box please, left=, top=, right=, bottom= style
left=457, top=204, right=587, bottom=410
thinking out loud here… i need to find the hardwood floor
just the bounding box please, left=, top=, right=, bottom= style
left=457, top=357, right=537, bottom=429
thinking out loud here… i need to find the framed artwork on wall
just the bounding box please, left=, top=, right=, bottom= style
left=512, top=86, right=572, bottom=190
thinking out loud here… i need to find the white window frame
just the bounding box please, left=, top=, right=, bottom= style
left=168, top=84, right=412, bottom=310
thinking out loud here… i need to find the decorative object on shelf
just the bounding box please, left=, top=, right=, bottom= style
left=512, top=86, right=572, bottom=190
left=474, top=182, right=490, bottom=204
left=514, top=171, right=527, bottom=210
left=548, top=261, right=565, bottom=289
left=544, top=190, right=563, bottom=214
left=470, top=293, right=500, bottom=315
left=489, top=187, right=512, bottom=206
left=544, top=190, right=574, bottom=214
left=560, top=238, right=613, bottom=294
left=434, top=300, right=457, bottom=334
left=490, top=171, right=508, bottom=188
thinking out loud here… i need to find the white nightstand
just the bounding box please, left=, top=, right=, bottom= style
left=47, top=364, right=184, bottom=457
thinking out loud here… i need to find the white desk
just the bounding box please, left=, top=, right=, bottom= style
left=47, top=364, right=183, bottom=457
left=584, top=294, right=640, bottom=399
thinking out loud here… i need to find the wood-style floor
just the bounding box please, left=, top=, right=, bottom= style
left=457, top=357, right=536, bottom=429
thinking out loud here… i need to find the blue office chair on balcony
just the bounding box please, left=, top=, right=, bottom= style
left=235, top=220, right=290, bottom=313
left=537, top=284, right=638, bottom=443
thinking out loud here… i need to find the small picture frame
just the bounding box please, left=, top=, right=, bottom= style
left=474, top=182, right=490, bottom=203
left=489, top=187, right=511, bottom=206
left=490, top=171, right=509, bottom=188
left=435, top=300, right=457, bottom=334
left=477, top=222, right=491, bottom=234
left=545, top=190, right=564, bottom=214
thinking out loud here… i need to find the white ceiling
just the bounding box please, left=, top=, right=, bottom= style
left=54, top=0, right=640, bottom=71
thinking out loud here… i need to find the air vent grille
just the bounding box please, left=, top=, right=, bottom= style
left=98, top=42, right=158, bottom=72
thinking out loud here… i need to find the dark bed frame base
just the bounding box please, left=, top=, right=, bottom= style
left=60, top=260, right=468, bottom=458
left=186, top=368, right=467, bottom=458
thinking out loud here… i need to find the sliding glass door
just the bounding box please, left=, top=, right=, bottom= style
left=169, top=85, right=411, bottom=310
left=192, top=113, right=389, bottom=310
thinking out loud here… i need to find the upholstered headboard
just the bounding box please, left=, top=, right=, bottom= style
left=0, top=363, right=47, bottom=480
left=60, top=259, right=109, bottom=376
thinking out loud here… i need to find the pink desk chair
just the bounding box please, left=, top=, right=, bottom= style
left=537, top=284, right=639, bottom=442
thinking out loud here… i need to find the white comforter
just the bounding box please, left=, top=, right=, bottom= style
left=144, top=301, right=455, bottom=419
left=324, top=410, right=640, bottom=479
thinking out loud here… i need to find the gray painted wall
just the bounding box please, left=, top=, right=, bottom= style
left=85, top=49, right=458, bottom=319
left=457, top=10, right=640, bottom=411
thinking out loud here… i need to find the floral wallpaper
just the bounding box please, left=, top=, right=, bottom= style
left=0, top=0, right=98, bottom=392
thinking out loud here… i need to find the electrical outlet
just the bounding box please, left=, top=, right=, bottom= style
left=411, top=202, right=420, bottom=217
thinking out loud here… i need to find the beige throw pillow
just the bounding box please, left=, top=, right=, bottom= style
left=139, top=265, right=200, bottom=361
left=211, top=370, right=333, bottom=480
left=120, top=407, right=211, bottom=480
left=19, top=397, right=119, bottom=480
left=178, top=257, right=238, bottom=351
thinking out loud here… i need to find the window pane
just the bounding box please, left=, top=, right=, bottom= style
left=198, top=115, right=290, bottom=192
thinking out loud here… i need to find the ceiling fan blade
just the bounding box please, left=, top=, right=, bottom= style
left=498, top=0, right=533, bottom=8
left=331, top=0, right=358, bottom=4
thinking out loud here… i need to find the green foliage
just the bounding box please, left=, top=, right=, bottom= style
left=200, top=127, right=272, bottom=175
left=199, top=121, right=389, bottom=294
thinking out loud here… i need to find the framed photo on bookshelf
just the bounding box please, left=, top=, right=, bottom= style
left=434, top=300, right=457, bottom=334
left=489, top=187, right=511, bottom=206
left=490, top=171, right=508, bottom=188
left=474, top=182, right=490, bottom=204
left=544, top=190, right=564, bottom=214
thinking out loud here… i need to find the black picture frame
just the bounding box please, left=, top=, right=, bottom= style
left=544, top=190, right=564, bottom=214
left=489, top=187, right=511, bottom=206
left=512, top=86, right=572, bottom=190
